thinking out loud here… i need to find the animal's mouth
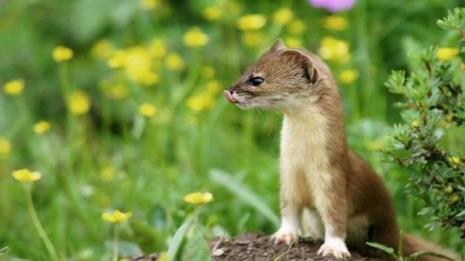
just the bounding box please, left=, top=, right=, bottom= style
left=224, top=90, right=238, bottom=104
left=224, top=90, right=256, bottom=109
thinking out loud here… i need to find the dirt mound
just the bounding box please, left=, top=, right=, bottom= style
left=132, top=233, right=383, bottom=261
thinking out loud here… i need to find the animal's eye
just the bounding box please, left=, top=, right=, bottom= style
left=247, top=76, right=264, bottom=86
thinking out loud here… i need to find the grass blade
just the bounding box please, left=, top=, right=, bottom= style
left=366, top=242, right=397, bottom=258
left=167, top=215, right=195, bottom=260
left=210, top=169, right=280, bottom=227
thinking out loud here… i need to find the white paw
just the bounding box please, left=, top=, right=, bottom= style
left=271, top=227, right=299, bottom=245
left=317, top=237, right=351, bottom=259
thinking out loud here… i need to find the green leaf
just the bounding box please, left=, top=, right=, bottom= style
left=181, top=224, right=211, bottom=261
left=366, top=242, right=398, bottom=258
left=209, top=169, right=280, bottom=227
left=385, top=70, right=406, bottom=94
left=167, top=215, right=195, bottom=260
left=437, top=8, right=465, bottom=32
left=0, top=246, right=9, bottom=256
left=456, top=209, right=465, bottom=217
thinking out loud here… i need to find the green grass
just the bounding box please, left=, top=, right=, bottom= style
left=0, top=0, right=464, bottom=260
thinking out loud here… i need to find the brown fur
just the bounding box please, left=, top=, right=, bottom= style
left=402, top=234, right=460, bottom=261
left=226, top=40, right=457, bottom=260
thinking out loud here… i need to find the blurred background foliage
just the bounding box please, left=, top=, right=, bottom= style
left=0, top=0, right=464, bottom=260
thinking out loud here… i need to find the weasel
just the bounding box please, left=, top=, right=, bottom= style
left=224, top=40, right=458, bottom=260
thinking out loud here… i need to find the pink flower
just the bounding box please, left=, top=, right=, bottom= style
left=308, top=0, right=356, bottom=12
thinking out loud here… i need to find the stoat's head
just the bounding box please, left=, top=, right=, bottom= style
left=225, top=39, right=331, bottom=112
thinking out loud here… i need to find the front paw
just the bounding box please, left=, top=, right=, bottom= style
left=271, top=227, right=299, bottom=245
left=317, top=237, right=351, bottom=259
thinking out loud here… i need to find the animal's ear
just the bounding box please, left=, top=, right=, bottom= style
left=269, top=39, right=286, bottom=53
left=280, top=50, right=320, bottom=85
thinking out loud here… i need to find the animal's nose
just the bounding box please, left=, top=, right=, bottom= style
left=224, top=89, right=238, bottom=103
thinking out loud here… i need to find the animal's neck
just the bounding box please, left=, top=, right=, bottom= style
left=283, top=105, right=326, bottom=132
left=282, top=92, right=347, bottom=152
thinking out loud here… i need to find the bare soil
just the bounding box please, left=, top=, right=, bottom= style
left=132, top=233, right=383, bottom=261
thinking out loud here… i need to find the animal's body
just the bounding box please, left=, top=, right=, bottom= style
left=224, top=40, right=457, bottom=260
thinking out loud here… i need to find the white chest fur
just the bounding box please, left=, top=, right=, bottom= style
left=279, top=106, right=332, bottom=206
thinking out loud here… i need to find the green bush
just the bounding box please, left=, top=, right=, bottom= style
left=385, top=8, right=465, bottom=236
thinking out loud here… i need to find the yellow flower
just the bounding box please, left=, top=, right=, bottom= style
left=203, top=5, right=222, bottom=21
left=285, top=37, right=302, bottom=48
left=339, top=69, right=358, bottom=84
left=3, top=79, right=24, bottom=95
left=102, top=210, right=132, bottom=223
left=165, top=53, right=185, bottom=71
left=436, top=47, right=459, bottom=61
left=91, top=40, right=114, bottom=59
left=100, top=166, right=115, bottom=182
left=237, top=14, right=266, bottom=31
left=125, top=47, right=159, bottom=86
left=187, top=93, right=215, bottom=112
left=33, top=121, right=51, bottom=135
left=411, top=120, right=420, bottom=128
left=273, top=8, right=294, bottom=25
left=107, top=50, right=127, bottom=68
left=67, top=90, right=90, bottom=115
left=444, top=185, right=453, bottom=193
left=149, top=39, right=166, bottom=58
left=183, top=27, right=209, bottom=47
left=136, top=70, right=159, bottom=86
left=12, top=169, right=42, bottom=183
left=139, top=0, right=159, bottom=10
left=183, top=192, right=214, bottom=205
left=109, top=47, right=159, bottom=86
left=242, top=31, right=264, bottom=47
left=287, top=19, right=306, bottom=35
left=318, top=36, right=350, bottom=63
left=448, top=156, right=462, bottom=166
left=0, top=137, right=11, bottom=155
left=202, top=66, right=215, bottom=79
left=52, top=46, right=73, bottom=63
left=323, top=15, right=347, bottom=31
left=138, top=103, right=157, bottom=117
left=449, top=194, right=459, bottom=203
